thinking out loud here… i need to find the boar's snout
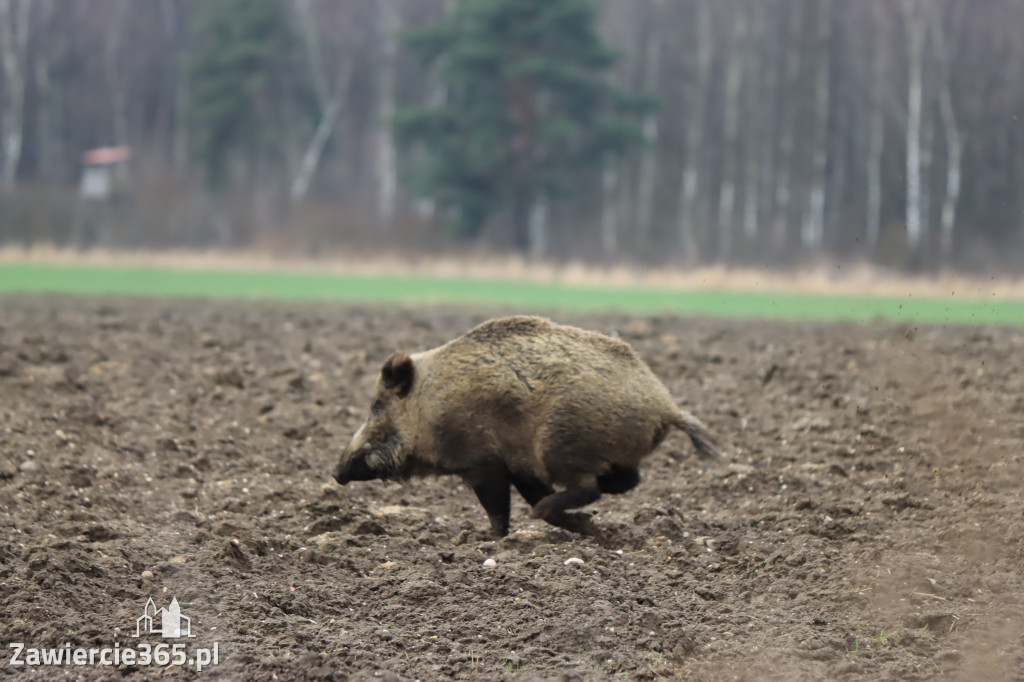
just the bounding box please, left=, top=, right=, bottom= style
left=330, top=448, right=377, bottom=485
left=331, top=421, right=373, bottom=485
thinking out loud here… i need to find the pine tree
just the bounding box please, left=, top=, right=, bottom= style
left=186, top=0, right=313, bottom=191
left=396, top=0, right=649, bottom=251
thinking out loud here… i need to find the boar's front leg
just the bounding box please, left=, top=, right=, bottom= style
left=465, top=464, right=511, bottom=537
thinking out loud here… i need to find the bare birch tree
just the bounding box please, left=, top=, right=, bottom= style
left=902, top=0, right=927, bottom=254
left=677, top=0, right=712, bottom=261
left=772, top=2, right=803, bottom=255
left=159, top=0, right=188, bottom=172
left=528, top=197, right=548, bottom=260
left=601, top=162, right=619, bottom=257
left=742, top=0, right=765, bottom=242
left=865, top=3, right=887, bottom=252
left=634, top=0, right=663, bottom=258
left=802, top=0, right=831, bottom=250
left=30, top=0, right=57, bottom=177
left=931, top=2, right=964, bottom=265
left=0, top=0, right=30, bottom=188
left=717, top=1, right=746, bottom=262
left=375, top=0, right=400, bottom=231
left=290, top=0, right=357, bottom=204
left=104, top=0, right=130, bottom=146
left=755, top=0, right=779, bottom=250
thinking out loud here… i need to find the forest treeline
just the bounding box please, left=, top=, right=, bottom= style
left=0, top=0, right=1022, bottom=272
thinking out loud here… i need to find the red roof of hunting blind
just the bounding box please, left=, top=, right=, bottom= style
left=82, top=146, right=132, bottom=165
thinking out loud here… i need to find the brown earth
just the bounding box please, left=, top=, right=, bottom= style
left=0, top=297, right=1022, bottom=681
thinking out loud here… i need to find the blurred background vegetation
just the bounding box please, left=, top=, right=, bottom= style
left=0, top=0, right=1021, bottom=273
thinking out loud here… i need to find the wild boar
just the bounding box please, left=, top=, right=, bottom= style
left=331, top=315, right=721, bottom=537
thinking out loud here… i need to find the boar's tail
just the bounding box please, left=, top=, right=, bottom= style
left=672, top=410, right=722, bottom=460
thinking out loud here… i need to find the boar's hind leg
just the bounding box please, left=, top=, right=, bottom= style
left=598, top=465, right=641, bottom=495
left=530, top=474, right=601, bottom=519
left=513, top=474, right=601, bottom=537
left=466, top=465, right=511, bottom=537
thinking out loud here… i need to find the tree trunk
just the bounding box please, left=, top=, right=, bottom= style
left=866, top=5, right=886, bottom=253
left=802, top=0, right=831, bottom=251
left=742, top=0, right=765, bottom=242
left=601, top=161, right=619, bottom=257
left=414, top=0, right=456, bottom=220
left=159, top=0, right=187, bottom=173
left=290, top=93, right=343, bottom=204
left=290, top=0, right=357, bottom=205
left=375, top=0, right=400, bottom=231
left=756, top=1, right=779, bottom=252
left=932, top=8, right=962, bottom=266
left=937, top=88, right=960, bottom=265
left=902, top=0, right=926, bottom=254
left=772, top=2, right=803, bottom=255
left=32, top=0, right=56, bottom=178
left=528, top=196, right=548, bottom=260
left=0, top=0, right=30, bottom=189
left=295, top=0, right=328, bottom=104
left=510, top=181, right=532, bottom=254
left=825, top=96, right=847, bottom=253
left=634, top=0, right=663, bottom=259
left=717, top=2, right=746, bottom=263
left=677, top=0, right=712, bottom=262
left=105, top=0, right=129, bottom=146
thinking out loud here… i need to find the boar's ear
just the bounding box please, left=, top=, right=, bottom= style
left=381, top=352, right=415, bottom=397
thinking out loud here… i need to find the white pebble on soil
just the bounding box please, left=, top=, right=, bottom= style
left=482, top=558, right=497, bottom=568
left=141, top=570, right=155, bottom=581
left=564, top=557, right=585, bottom=566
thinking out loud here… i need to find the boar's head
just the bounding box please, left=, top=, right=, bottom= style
left=331, top=352, right=415, bottom=485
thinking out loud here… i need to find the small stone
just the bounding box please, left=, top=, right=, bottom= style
left=482, top=558, right=497, bottom=568
left=297, top=547, right=317, bottom=563
left=564, top=557, right=585, bottom=566
left=141, top=570, right=155, bottom=581
left=18, top=460, right=40, bottom=474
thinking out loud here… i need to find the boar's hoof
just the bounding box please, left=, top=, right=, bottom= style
left=546, top=511, right=602, bottom=538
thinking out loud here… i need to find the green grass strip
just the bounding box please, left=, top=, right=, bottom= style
left=0, top=263, right=1021, bottom=327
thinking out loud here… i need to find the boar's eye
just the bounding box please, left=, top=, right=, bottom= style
left=370, top=398, right=385, bottom=415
